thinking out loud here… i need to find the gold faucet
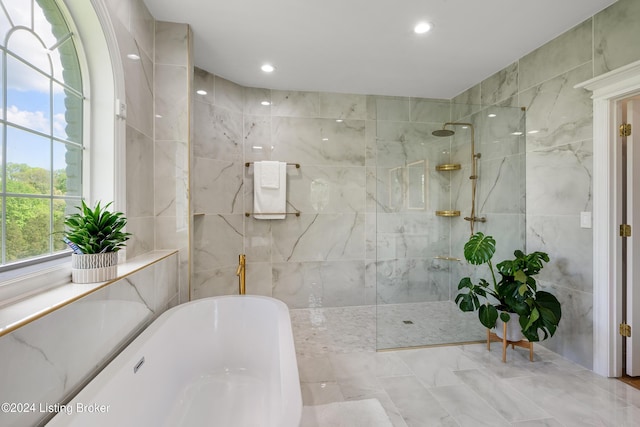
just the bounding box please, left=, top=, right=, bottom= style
left=236, top=254, right=246, bottom=295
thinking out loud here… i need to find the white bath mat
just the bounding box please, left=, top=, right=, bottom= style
left=301, top=398, right=394, bottom=427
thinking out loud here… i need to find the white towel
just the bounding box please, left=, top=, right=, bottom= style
left=260, top=160, right=280, bottom=189
left=253, top=161, right=286, bottom=219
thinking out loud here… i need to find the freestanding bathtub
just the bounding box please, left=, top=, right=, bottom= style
left=46, top=295, right=302, bottom=427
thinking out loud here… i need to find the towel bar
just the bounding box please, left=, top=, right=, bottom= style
left=245, top=162, right=300, bottom=168
left=245, top=211, right=301, bottom=217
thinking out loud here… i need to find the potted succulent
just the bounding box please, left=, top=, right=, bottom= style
left=455, top=232, right=561, bottom=342
left=63, top=200, right=131, bottom=283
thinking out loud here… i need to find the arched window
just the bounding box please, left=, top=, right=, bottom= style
left=0, top=0, right=83, bottom=268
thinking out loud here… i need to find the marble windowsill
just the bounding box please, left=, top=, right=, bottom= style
left=0, top=250, right=178, bottom=338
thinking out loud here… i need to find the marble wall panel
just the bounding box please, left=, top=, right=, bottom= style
left=244, top=86, right=272, bottom=116
left=155, top=140, right=189, bottom=217
left=192, top=266, right=238, bottom=299
left=271, top=213, right=365, bottom=262
left=214, top=76, right=244, bottom=114
left=520, top=63, right=593, bottom=151
left=244, top=115, right=273, bottom=163
left=271, top=90, right=320, bottom=117
left=526, top=140, right=593, bottom=216
left=319, top=92, right=367, bottom=120
left=478, top=154, right=525, bottom=215
left=374, top=96, right=411, bottom=122
left=131, top=0, right=154, bottom=59
left=126, top=216, right=154, bottom=258
left=519, top=19, right=592, bottom=91
left=272, top=260, right=365, bottom=308
left=594, top=0, right=640, bottom=77
left=194, top=67, right=215, bottom=104
left=481, top=62, right=519, bottom=106
left=452, top=84, right=481, bottom=120
left=410, top=98, right=451, bottom=123
left=244, top=219, right=272, bottom=263
left=527, top=215, right=593, bottom=293
left=123, top=47, right=154, bottom=137
left=155, top=21, right=189, bottom=66
left=192, top=214, right=243, bottom=272
left=539, top=282, right=594, bottom=370
left=376, top=258, right=451, bottom=304
left=192, top=157, right=243, bottom=214
left=193, top=101, right=244, bottom=161
left=155, top=64, right=189, bottom=141
left=0, top=254, right=179, bottom=427
left=126, top=125, right=154, bottom=217
left=284, top=165, right=366, bottom=214
left=271, top=117, right=365, bottom=166
left=245, top=262, right=274, bottom=296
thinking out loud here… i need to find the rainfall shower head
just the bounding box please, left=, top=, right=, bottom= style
left=432, top=128, right=455, bottom=137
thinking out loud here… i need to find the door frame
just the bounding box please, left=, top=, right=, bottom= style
left=576, top=60, right=640, bottom=377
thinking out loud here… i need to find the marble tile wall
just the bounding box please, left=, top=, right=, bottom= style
left=191, top=71, right=371, bottom=308
left=104, top=0, right=156, bottom=259
left=154, top=22, right=192, bottom=304
left=105, top=1, right=192, bottom=302
left=449, top=0, right=640, bottom=369
left=0, top=253, right=179, bottom=427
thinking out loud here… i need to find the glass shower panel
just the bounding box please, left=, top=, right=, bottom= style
left=375, top=99, right=526, bottom=350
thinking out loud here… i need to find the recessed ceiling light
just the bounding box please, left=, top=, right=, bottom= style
left=322, top=138, right=329, bottom=141
left=336, top=119, right=343, bottom=123
left=511, top=131, right=523, bottom=136
left=414, top=22, right=432, bottom=34
left=488, top=113, right=497, bottom=118
left=155, top=114, right=163, bottom=118
left=196, top=90, right=207, bottom=95
left=261, top=101, right=271, bottom=106
left=261, top=64, right=275, bottom=73
left=127, top=53, right=140, bottom=60
left=527, top=130, right=539, bottom=134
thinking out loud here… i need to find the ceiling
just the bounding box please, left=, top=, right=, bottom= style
left=142, top=0, right=617, bottom=99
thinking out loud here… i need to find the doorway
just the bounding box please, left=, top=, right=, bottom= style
left=617, top=97, right=640, bottom=381
left=577, top=59, right=640, bottom=378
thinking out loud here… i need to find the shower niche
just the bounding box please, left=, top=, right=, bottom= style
left=374, top=99, right=526, bottom=350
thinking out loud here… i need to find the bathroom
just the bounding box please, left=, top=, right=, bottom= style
left=1, top=0, right=639, bottom=425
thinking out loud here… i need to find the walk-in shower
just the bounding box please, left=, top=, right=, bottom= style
left=375, top=102, right=526, bottom=350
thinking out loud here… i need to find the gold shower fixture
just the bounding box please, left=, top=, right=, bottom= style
left=432, top=122, right=486, bottom=235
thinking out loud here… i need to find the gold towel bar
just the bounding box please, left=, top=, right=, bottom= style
left=245, top=162, right=300, bottom=168
left=245, top=211, right=301, bottom=217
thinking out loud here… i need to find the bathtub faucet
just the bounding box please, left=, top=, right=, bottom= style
left=236, top=254, right=246, bottom=295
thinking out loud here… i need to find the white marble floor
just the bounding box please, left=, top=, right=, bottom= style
left=292, top=305, right=640, bottom=427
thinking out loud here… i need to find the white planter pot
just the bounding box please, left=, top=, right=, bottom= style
left=71, top=252, right=118, bottom=283
left=494, top=313, right=524, bottom=342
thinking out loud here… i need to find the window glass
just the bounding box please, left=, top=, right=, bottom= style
left=0, top=0, right=83, bottom=267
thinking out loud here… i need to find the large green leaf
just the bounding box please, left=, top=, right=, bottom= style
left=478, top=304, right=498, bottom=329
left=463, top=232, right=496, bottom=265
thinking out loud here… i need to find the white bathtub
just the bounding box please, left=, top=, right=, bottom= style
left=47, top=295, right=302, bottom=427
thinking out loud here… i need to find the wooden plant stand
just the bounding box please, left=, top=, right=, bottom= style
left=486, top=322, right=533, bottom=363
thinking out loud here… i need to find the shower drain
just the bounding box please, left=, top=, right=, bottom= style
left=402, top=320, right=414, bottom=325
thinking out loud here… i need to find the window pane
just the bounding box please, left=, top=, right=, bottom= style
left=33, top=0, right=60, bottom=49
left=53, top=141, right=81, bottom=197
left=52, top=37, right=82, bottom=92
left=53, top=198, right=74, bottom=252
left=53, top=84, right=82, bottom=142
left=3, top=0, right=31, bottom=29
left=7, top=29, right=51, bottom=73
left=6, top=126, right=51, bottom=195
left=6, top=56, right=51, bottom=132
left=5, top=197, right=50, bottom=262
left=0, top=7, right=11, bottom=47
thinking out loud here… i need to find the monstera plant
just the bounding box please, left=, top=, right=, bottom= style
left=455, top=232, right=562, bottom=342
